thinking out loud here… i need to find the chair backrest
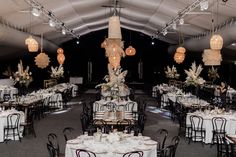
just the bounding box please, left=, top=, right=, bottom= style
left=162, top=145, right=176, bottom=157
left=170, top=136, right=180, bottom=157
left=157, top=129, right=168, bottom=150
left=190, top=115, right=204, bottom=131
left=92, top=119, right=108, bottom=133
left=116, top=119, right=131, bottom=132
left=7, top=113, right=20, bottom=129
left=212, top=117, right=227, bottom=133
left=47, top=143, right=59, bottom=157
left=127, top=125, right=142, bottom=136
left=125, top=102, right=135, bottom=112
left=123, top=151, right=143, bottom=157
left=216, top=135, right=230, bottom=157
left=63, top=127, right=75, bottom=141
left=47, top=133, right=60, bottom=154
left=76, top=149, right=96, bottom=157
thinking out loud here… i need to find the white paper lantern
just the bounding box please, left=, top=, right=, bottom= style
left=202, top=49, right=222, bottom=66
left=210, top=34, right=223, bottom=50
left=108, top=16, right=122, bottom=39
left=125, top=46, right=136, bottom=56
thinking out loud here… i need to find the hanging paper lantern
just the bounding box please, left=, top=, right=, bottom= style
left=57, top=53, right=65, bottom=65
left=176, top=46, right=186, bottom=54
left=174, top=52, right=185, bottom=64
left=108, top=16, right=122, bottom=39
left=202, top=49, right=222, bottom=66
left=125, top=46, right=136, bottom=56
left=35, top=52, right=50, bottom=69
left=57, top=48, right=64, bottom=54
left=210, top=34, right=223, bottom=50
left=25, top=35, right=33, bottom=45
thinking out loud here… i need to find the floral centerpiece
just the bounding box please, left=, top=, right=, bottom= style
left=165, top=65, right=180, bottom=79
left=208, top=66, right=219, bottom=83
left=13, top=60, right=33, bottom=88
left=96, top=64, right=130, bottom=99
left=50, top=65, right=64, bottom=79
left=184, top=62, right=205, bottom=87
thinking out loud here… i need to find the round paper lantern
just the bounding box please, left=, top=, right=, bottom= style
left=202, top=49, right=222, bottom=66
left=25, top=35, right=33, bottom=45
left=35, top=52, right=50, bottom=69
left=57, top=53, right=65, bottom=65
left=176, top=46, right=186, bottom=54
left=57, top=48, right=64, bottom=54
left=125, top=46, right=136, bottom=56
left=174, top=52, right=185, bottom=64
left=210, top=34, right=223, bottom=50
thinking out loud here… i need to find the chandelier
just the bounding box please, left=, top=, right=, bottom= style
left=202, top=49, right=222, bottom=66
left=101, top=15, right=125, bottom=69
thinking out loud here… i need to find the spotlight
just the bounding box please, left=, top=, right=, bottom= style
left=179, top=18, right=184, bottom=25
left=163, top=30, right=168, bottom=36
left=76, top=40, right=80, bottom=44
left=151, top=40, right=155, bottom=45
left=62, top=29, right=66, bottom=35
left=200, top=0, right=209, bottom=11
left=32, top=7, right=41, bottom=17
left=49, top=19, right=56, bottom=27
left=172, top=22, right=177, bottom=30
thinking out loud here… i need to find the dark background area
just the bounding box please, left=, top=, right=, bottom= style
left=0, top=28, right=235, bottom=89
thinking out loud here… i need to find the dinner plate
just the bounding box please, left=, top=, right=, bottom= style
left=142, top=136, right=151, bottom=141
left=67, top=139, right=80, bottom=144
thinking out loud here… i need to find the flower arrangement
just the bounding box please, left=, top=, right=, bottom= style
left=208, top=66, right=219, bottom=82
left=165, top=65, right=180, bottom=79
left=50, top=65, right=64, bottom=79
left=13, top=60, right=33, bottom=87
left=184, top=62, right=205, bottom=86
left=96, top=64, right=130, bottom=99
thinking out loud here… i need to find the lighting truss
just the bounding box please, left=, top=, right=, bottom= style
left=24, top=0, right=79, bottom=40
left=156, top=0, right=209, bottom=38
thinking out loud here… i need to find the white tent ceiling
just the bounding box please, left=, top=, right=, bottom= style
left=0, top=0, right=236, bottom=58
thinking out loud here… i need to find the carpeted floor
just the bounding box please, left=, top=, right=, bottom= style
left=0, top=91, right=217, bottom=157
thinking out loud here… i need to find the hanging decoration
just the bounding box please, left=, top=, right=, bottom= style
left=210, top=34, right=223, bottom=50
left=35, top=52, right=50, bottom=69
left=101, top=15, right=125, bottom=69
left=25, top=6, right=38, bottom=52
left=174, top=51, right=185, bottom=64
left=174, top=28, right=186, bottom=64
left=57, top=48, right=65, bottom=65
left=125, top=31, right=136, bottom=56
left=202, top=49, right=222, bottom=66
left=35, top=34, right=50, bottom=69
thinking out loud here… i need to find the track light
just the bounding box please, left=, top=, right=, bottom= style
left=62, top=29, right=66, bottom=35
left=49, top=19, right=56, bottom=27
left=32, top=7, right=41, bottom=17
left=179, top=18, right=184, bottom=25
left=200, top=0, right=208, bottom=11
left=163, top=30, right=168, bottom=36
left=172, top=22, right=177, bottom=30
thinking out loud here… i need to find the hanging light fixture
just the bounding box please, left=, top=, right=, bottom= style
left=35, top=34, right=50, bottom=69
left=125, top=31, right=136, bottom=56
left=32, top=7, right=41, bottom=17
left=174, top=28, right=186, bottom=64
left=200, top=0, right=209, bottom=11
left=57, top=48, right=65, bottom=65
left=25, top=6, right=38, bottom=52
left=202, top=49, right=222, bottom=65
left=174, top=52, right=185, bottom=64
left=210, top=34, right=223, bottom=50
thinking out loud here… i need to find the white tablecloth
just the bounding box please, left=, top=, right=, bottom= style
left=93, top=100, right=138, bottom=112
left=65, top=134, right=157, bottom=157
left=0, top=109, right=24, bottom=142
left=186, top=111, right=236, bottom=144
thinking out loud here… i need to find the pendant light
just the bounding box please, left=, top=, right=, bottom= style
left=125, top=31, right=136, bottom=56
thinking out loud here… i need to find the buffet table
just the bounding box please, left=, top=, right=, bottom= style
left=65, top=133, right=157, bottom=157
left=0, top=109, right=24, bottom=142
left=186, top=109, right=236, bottom=144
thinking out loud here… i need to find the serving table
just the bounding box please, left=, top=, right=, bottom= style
left=65, top=132, right=157, bottom=157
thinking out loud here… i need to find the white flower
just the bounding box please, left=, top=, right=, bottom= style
left=184, top=62, right=205, bottom=86
left=50, top=65, right=64, bottom=79
left=165, top=65, right=180, bottom=79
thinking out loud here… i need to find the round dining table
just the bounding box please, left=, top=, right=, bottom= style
left=65, top=133, right=157, bottom=157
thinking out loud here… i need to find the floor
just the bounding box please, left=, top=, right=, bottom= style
left=0, top=90, right=217, bottom=157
